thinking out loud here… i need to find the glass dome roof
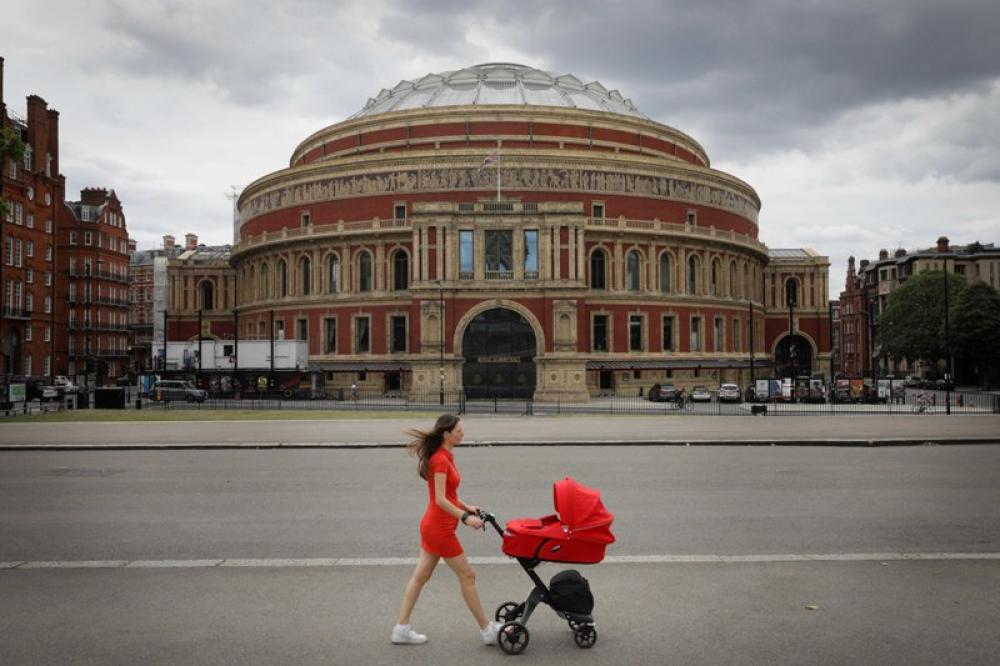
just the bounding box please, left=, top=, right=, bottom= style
left=349, top=63, right=645, bottom=119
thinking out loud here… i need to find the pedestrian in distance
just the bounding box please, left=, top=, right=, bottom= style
left=391, top=414, right=501, bottom=646
left=350, top=381, right=359, bottom=401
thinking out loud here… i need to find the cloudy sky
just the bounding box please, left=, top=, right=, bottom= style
left=4, top=0, right=999, bottom=297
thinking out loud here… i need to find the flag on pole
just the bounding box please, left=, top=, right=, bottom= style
left=478, top=148, right=500, bottom=174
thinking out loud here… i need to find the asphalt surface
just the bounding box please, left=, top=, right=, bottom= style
left=2, top=445, right=999, bottom=664
left=0, top=413, right=998, bottom=449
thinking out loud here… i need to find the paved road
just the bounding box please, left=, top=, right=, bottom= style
left=2, top=445, right=999, bottom=664
left=1, top=414, right=999, bottom=449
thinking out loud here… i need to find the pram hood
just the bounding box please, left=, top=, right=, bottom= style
left=553, top=477, right=615, bottom=543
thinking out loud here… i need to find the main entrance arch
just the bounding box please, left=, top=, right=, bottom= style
left=774, top=334, right=813, bottom=378
left=462, top=308, right=537, bottom=399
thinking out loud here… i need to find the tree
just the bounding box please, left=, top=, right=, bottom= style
left=950, top=281, right=1000, bottom=387
left=877, top=270, right=967, bottom=366
left=0, top=126, right=26, bottom=219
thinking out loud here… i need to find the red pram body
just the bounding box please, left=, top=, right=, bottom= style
left=501, top=477, right=615, bottom=564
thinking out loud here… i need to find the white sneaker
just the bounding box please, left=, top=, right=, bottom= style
left=391, top=624, right=427, bottom=645
left=481, top=620, right=500, bottom=645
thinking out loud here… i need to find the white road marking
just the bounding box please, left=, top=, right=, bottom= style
left=3, top=552, right=1000, bottom=570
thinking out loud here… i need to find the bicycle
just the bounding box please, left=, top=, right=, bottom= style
left=911, top=392, right=931, bottom=413
left=673, top=392, right=694, bottom=411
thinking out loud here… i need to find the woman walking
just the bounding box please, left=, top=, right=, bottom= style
left=391, top=414, right=500, bottom=646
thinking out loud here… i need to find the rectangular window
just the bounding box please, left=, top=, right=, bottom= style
left=687, top=210, right=697, bottom=225
left=275, top=319, right=285, bottom=340
left=459, top=230, right=474, bottom=278
left=484, top=230, right=513, bottom=278
left=592, top=203, right=605, bottom=219
left=25, top=325, right=32, bottom=342
left=714, top=317, right=724, bottom=352
left=45, top=218, right=52, bottom=233
left=297, top=318, right=308, bottom=341
left=662, top=316, right=674, bottom=351
left=26, top=293, right=33, bottom=313
left=85, top=231, right=92, bottom=246
left=391, top=315, right=407, bottom=353
left=355, top=316, right=370, bottom=353
left=394, top=203, right=406, bottom=220
left=44, top=355, right=51, bottom=376
left=26, top=268, right=33, bottom=284
left=258, top=321, right=266, bottom=338
left=690, top=317, right=701, bottom=351
left=45, top=244, right=52, bottom=261
left=44, top=296, right=51, bottom=314
left=733, top=319, right=741, bottom=351
left=15, top=238, right=22, bottom=266
left=26, top=213, right=33, bottom=229
left=70, top=231, right=77, bottom=245
left=24, top=355, right=31, bottom=375
left=593, top=314, right=609, bottom=352
left=26, top=240, right=34, bottom=257
left=4, top=236, right=11, bottom=265
left=45, top=271, right=52, bottom=287
left=524, top=230, right=538, bottom=279
left=629, top=315, right=643, bottom=352
left=300, top=211, right=311, bottom=227
left=324, top=317, right=337, bottom=353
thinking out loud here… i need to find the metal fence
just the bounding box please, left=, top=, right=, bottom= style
left=135, top=386, right=999, bottom=416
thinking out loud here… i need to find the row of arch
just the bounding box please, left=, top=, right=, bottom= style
left=589, top=247, right=763, bottom=300
left=239, top=249, right=410, bottom=303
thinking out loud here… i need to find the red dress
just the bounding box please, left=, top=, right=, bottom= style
left=419, top=447, right=463, bottom=558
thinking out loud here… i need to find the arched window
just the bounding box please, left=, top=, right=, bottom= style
left=710, top=258, right=721, bottom=296
left=327, top=254, right=340, bottom=293
left=590, top=249, right=607, bottom=290
left=729, top=261, right=737, bottom=298
left=277, top=259, right=288, bottom=298
left=659, top=253, right=671, bottom=293
left=260, top=263, right=269, bottom=299
left=743, top=264, right=749, bottom=300
left=248, top=266, right=255, bottom=301
left=200, top=280, right=214, bottom=311
left=358, top=251, right=372, bottom=292
left=626, top=250, right=641, bottom=292
left=687, top=255, right=700, bottom=294
left=785, top=278, right=799, bottom=306
left=393, top=250, right=409, bottom=291
left=300, top=257, right=311, bottom=296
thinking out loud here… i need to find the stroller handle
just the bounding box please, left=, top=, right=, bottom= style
left=477, top=509, right=505, bottom=536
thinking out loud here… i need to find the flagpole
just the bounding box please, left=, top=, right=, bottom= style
left=496, top=139, right=501, bottom=202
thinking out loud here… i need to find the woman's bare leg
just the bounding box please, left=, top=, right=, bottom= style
left=397, top=550, right=439, bottom=625
left=444, top=553, right=489, bottom=629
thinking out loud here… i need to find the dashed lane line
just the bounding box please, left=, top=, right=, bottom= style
left=3, top=552, right=1000, bottom=570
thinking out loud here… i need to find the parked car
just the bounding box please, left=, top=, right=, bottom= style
left=718, top=383, right=741, bottom=402
left=904, top=376, right=922, bottom=388
left=152, top=380, right=207, bottom=403
left=691, top=386, right=712, bottom=402
left=648, top=383, right=680, bottom=402
left=53, top=375, right=79, bottom=394
left=930, top=378, right=955, bottom=391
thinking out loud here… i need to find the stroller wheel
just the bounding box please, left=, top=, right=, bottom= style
left=498, top=621, right=529, bottom=655
left=573, top=624, right=597, bottom=649
left=495, top=601, right=523, bottom=623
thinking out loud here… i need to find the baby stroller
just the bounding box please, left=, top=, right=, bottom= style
left=481, top=476, right=615, bottom=655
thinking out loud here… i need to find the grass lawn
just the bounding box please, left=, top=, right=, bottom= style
left=1, top=409, right=425, bottom=423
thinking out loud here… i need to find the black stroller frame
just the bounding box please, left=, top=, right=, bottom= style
left=481, top=511, right=598, bottom=655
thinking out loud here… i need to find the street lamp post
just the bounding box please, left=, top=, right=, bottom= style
left=197, top=308, right=203, bottom=385
left=943, top=256, right=952, bottom=415
left=436, top=280, right=444, bottom=405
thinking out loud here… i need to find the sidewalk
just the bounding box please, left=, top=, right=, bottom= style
left=1, top=414, right=998, bottom=449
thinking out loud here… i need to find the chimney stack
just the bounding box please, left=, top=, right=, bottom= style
left=185, top=233, right=198, bottom=250
left=80, top=187, right=108, bottom=206
left=47, top=108, right=59, bottom=176
left=163, top=235, right=175, bottom=250
left=936, top=236, right=950, bottom=253
left=878, top=249, right=888, bottom=260
left=894, top=248, right=907, bottom=258
left=26, top=95, right=49, bottom=165
left=859, top=259, right=870, bottom=269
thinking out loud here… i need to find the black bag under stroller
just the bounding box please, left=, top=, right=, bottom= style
left=548, top=570, right=594, bottom=615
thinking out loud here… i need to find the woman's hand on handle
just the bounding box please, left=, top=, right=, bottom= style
left=463, top=514, right=484, bottom=530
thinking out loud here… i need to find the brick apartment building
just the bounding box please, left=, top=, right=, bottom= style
left=1, top=56, right=63, bottom=382
left=58, top=187, right=131, bottom=382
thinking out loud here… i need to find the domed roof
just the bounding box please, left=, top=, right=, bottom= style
left=350, top=63, right=645, bottom=119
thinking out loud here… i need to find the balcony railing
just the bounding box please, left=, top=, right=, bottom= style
left=484, top=270, right=514, bottom=280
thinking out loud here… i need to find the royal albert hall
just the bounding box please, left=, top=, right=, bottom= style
left=232, top=63, right=831, bottom=401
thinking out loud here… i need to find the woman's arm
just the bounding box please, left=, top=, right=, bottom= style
left=434, top=473, right=482, bottom=528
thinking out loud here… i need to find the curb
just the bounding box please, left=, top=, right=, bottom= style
left=1, top=438, right=998, bottom=451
